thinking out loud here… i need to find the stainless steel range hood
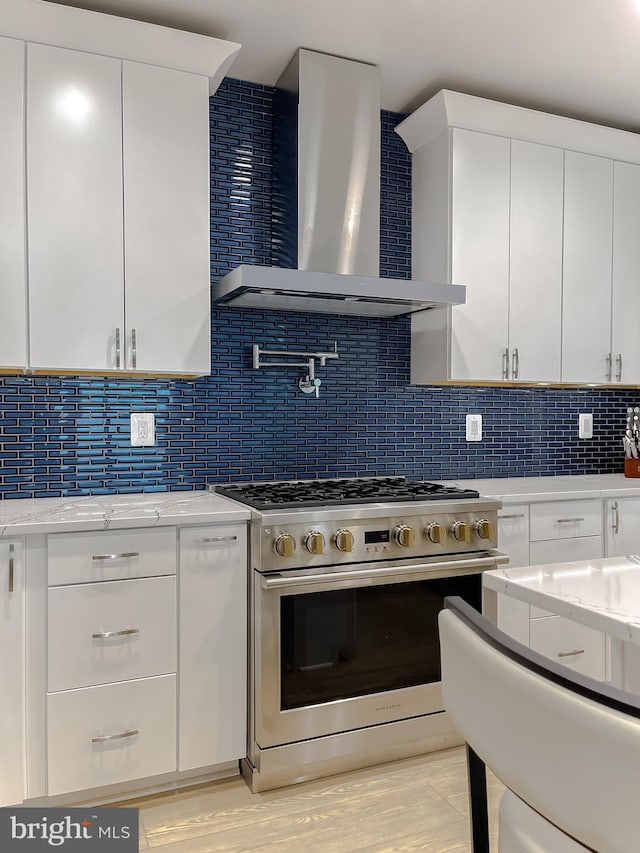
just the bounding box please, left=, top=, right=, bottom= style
left=212, top=49, right=465, bottom=317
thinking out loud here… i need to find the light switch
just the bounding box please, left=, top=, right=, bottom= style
left=130, top=413, right=155, bottom=447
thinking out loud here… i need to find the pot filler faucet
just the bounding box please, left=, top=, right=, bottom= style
left=252, top=343, right=339, bottom=398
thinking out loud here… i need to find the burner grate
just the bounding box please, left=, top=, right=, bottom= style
left=213, top=476, right=480, bottom=510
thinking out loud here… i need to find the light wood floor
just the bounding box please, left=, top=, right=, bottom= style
left=124, top=747, right=503, bottom=852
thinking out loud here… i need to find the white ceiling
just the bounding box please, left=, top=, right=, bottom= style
left=44, top=0, right=640, bottom=131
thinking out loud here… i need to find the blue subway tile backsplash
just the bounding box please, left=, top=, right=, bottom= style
left=0, top=79, right=630, bottom=497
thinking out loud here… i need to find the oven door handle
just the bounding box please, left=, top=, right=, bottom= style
left=260, top=551, right=509, bottom=590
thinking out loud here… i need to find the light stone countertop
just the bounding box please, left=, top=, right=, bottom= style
left=446, top=473, right=640, bottom=504
left=0, top=490, right=251, bottom=536
left=483, top=557, right=640, bottom=646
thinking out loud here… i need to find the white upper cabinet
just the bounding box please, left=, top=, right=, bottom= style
left=508, top=140, right=563, bottom=383
left=0, top=4, right=238, bottom=377
left=450, top=129, right=510, bottom=381
left=611, top=161, right=640, bottom=385
left=27, top=44, right=125, bottom=373
left=27, top=45, right=211, bottom=376
left=0, top=37, right=27, bottom=370
left=561, top=151, right=613, bottom=384
left=122, top=62, right=210, bottom=375
left=398, top=90, right=640, bottom=387
left=407, top=126, right=563, bottom=383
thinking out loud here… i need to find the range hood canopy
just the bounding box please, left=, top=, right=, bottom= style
left=212, top=49, right=465, bottom=318
left=215, top=265, right=465, bottom=318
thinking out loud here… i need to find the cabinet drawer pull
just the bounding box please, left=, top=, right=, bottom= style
left=131, top=327, right=137, bottom=369
left=558, top=649, right=585, bottom=658
left=502, top=348, right=509, bottom=380
left=92, top=552, right=140, bottom=561
left=512, top=347, right=519, bottom=380
left=616, top=353, right=623, bottom=382
left=605, top=352, right=612, bottom=382
left=8, top=543, right=15, bottom=594
left=91, top=728, right=139, bottom=744
left=612, top=501, right=620, bottom=534
left=115, top=327, right=122, bottom=370
left=499, top=514, right=526, bottom=520
left=92, top=628, right=140, bottom=640
left=556, top=518, right=585, bottom=523
left=195, top=536, right=238, bottom=544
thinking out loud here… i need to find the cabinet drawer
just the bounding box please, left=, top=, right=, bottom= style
left=529, top=500, right=602, bottom=541
left=529, top=616, right=605, bottom=680
left=48, top=576, right=176, bottom=691
left=48, top=528, right=176, bottom=585
left=47, top=674, right=176, bottom=796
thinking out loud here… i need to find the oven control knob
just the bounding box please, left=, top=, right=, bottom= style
left=274, top=533, right=296, bottom=558
left=334, top=529, right=355, bottom=553
left=394, top=525, right=416, bottom=548
left=475, top=519, right=496, bottom=541
left=452, top=521, right=471, bottom=543
left=305, top=531, right=325, bottom=555
left=426, top=522, right=446, bottom=544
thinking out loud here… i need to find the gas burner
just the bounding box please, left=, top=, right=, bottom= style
left=212, top=476, right=479, bottom=510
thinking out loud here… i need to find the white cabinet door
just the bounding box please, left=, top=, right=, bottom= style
left=606, top=497, right=640, bottom=557
left=179, top=525, right=247, bottom=771
left=498, top=505, right=530, bottom=568
left=122, top=62, right=211, bottom=375
left=561, top=151, right=613, bottom=383
left=0, top=541, right=24, bottom=806
left=611, top=161, right=640, bottom=385
left=450, top=129, right=510, bottom=381
left=508, top=141, right=563, bottom=382
left=0, top=37, right=27, bottom=370
left=27, top=43, right=124, bottom=372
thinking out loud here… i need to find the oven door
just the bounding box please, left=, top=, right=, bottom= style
left=253, top=550, right=507, bottom=749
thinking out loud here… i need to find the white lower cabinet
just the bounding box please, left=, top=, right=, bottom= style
left=495, top=498, right=606, bottom=679
left=0, top=540, right=25, bottom=806
left=48, top=576, right=176, bottom=691
left=178, top=524, right=248, bottom=771
left=605, top=497, right=640, bottom=556
left=530, top=616, right=606, bottom=680
left=47, top=675, right=176, bottom=796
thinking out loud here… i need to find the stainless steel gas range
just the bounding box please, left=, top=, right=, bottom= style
left=212, top=476, right=507, bottom=793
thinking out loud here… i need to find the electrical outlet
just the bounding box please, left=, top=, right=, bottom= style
left=466, top=414, right=483, bottom=442
left=578, top=413, right=593, bottom=440
left=130, top=413, right=155, bottom=447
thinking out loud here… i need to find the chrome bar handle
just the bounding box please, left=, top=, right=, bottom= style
left=502, top=348, right=509, bottom=380
left=8, top=543, right=14, bottom=594
left=499, top=514, right=526, bottom=520
left=556, top=517, right=585, bottom=523
left=195, top=536, right=238, bottom=544
left=91, top=729, right=139, bottom=744
left=131, top=328, right=137, bottom=369
left=612, top=501, right=620, bottom=535
left=115, top=327, right=121, bottom=370
left=558, top=649, right=585, bottom=658
left=616, top=353, right=623, bottom=383
left=512, top=347, right=519, bottom=380
left=92, top=552, right=140, bottom=561
left=92, top=628, right=140, bottom=640
left=605, top=352, right=612, bottom=382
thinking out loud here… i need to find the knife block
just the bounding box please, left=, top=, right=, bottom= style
left=624, top=459, right=640, bottom=478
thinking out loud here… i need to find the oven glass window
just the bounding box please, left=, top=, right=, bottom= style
left=280, top=574, right=481, bottom=710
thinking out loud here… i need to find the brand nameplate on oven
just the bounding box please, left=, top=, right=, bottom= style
left=364, top=530, right=390, bottom=544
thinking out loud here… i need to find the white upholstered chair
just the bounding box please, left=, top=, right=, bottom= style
left=438, top=597, right=640, bottom=853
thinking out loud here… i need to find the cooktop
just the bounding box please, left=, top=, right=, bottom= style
left=211, top=476, right=480, bottom=511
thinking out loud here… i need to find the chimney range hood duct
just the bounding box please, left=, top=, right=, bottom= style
left=212, top=49, right=465, bottom=317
